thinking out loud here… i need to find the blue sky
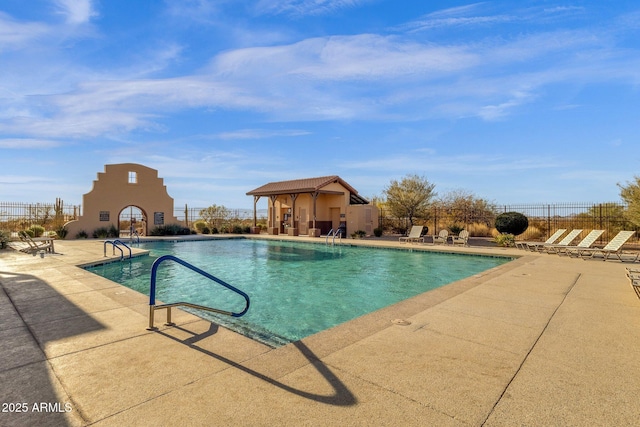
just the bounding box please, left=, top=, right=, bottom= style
left=1, top=0, right=639, bottom=210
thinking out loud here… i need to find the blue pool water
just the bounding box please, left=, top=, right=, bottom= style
left=86, top=239, right=511, bottom=347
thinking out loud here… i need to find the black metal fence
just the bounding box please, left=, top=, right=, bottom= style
left=0, top=200, right=80, bottom=232
left=380, top=202, right=638, bottom=244
left=1, top=200, right=637, bottom=244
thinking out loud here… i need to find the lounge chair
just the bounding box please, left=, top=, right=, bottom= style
left=569, top=230, right=637, bottom=261
left=514, top=229, right=566, bottom=250
left=626, top=268, right=640, bottom=299
left=399, top=226, right=424, bottom=243
left=536, top=229, right=583, bottom=253
left=451, top=230, right=469, bottom=246
left=552, top=230, right=604, bottom=256
left=432, top=229, right=448, bottom=245
left=18, top=231, right=53, bottom=254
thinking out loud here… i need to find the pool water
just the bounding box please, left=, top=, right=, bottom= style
left=86, top=239, right=511, bottom=347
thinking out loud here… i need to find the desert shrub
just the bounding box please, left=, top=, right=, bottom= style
left=211, top=227, right=219, bottom=234
left=28, top=225, right=46, bottom=237
left=55, top=226, right=68, bottom=239
left=351, top=230, right=366, bottom=239
left=75, top=230, right=88, bottom=239
left=494, top=233, right=516, bottom=247
left=373, top=227, right=383, bottom=237
left=0, top=230, right=9, bottom=249
left=202, top=227, right=210, bottom=234
left=243, top=226, right=251, bottom=233
left=495, top=212, right=528, bottom=236
left=92, top=227, right=110, bottom=238
left=232, top=225, right=243, bottom=234
left=193, top=220, right=208, bottom=233
left=150, top=224, right=191, bottom=236
left=448, top=223, right=464, bottom=234
left=520, top=225, right=543, bottom=241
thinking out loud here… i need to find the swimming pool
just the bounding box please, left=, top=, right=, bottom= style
left=86, top=239, right=511, bottom=347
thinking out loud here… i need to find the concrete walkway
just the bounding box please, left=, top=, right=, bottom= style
left=1, top=237, right=639, bottom=426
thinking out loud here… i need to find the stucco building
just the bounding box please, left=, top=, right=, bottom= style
left=64, top=163, right=182, bottom=238
left=247, top=175, right=378, bottom=237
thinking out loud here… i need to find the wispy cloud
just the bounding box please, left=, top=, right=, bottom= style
left=0, top=12, right=50, bottom=51
left=255, top=0, right=371, bottom=17
left=0, top=138, right=62, bottom=149
left=53, top=0, right=97, bottom=24
left=216, top=128, right=311, bottom=139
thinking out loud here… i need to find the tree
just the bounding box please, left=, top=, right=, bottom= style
left=383, top=174, right=436, bottom=227
left=619, top=177, right=640, bottom=227
left=438, top=189, right=497, bottom=227
left=199, top=204, right=231, bottom=231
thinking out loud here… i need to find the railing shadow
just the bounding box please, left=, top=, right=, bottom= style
left=156, top=323, right=357, bottom=406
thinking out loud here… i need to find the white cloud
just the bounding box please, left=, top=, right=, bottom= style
left=53, top=0, right=97, bottom=24
left=0, top=12, right=50, bottom=51
left=0, top=138, right=62, bottom=149
left=255, top=0, right=371, bottom=17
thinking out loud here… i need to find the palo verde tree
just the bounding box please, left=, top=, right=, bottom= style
left=619, top=176, right=640, bottom=227
left=198, top=204, right=231, bottom=231
left=383, top=174, right=436, bottom=228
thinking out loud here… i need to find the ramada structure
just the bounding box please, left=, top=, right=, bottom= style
left=247, top=175, right=378, bottom=237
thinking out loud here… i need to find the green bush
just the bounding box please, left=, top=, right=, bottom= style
left=150, top=224, right=191, bottom=236
left=494, top=233, right=516, bottom=247
left=92, top=227, right=110, bottom=238
left=495, top=212, right=528, bottom=236
left=193, top=220, right=208, bottom=233
left=373, top=227, right=383, bottom=237
left=28, top=225, right=46, bottom=237
left=232, top=225, right=243, bottom=234
left=202, top=227, right=210, bottom=234
left=0, top=230, right=9, bottom=249
left=75, top=230, right=88, bottom=239
left=55, top=226, right=68, bottom=239
left=448, top=224, right=464, bottom=234
left=351, top=230, right=366, bottom=239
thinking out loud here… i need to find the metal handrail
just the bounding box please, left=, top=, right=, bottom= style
left=147, top=255, right=250, bottom=330
left=130, top=230, right=140, bottom=244
left=333, top=229, right=342, bottom=245
left=325, top=228, right=334, bottom=245
left=325, top=228, right=342, bottom=245
left=103, top=239, right=131, bottom=260
left=103, top=240, right=124, bottom=260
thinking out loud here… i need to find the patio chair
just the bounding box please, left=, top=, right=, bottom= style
left=626, top=268, right=640, bottom=299
left=536, top=229, right=583, bottom=253
left=451, top=230, right=469, bottom=246
left=552, top=230, right=604, bottom=256
left=432, top=229, right=449, bottom=245
left=569, top=230, right=637, bottom=262
left=399, top=225, right=424, bottom=243
left=514, top=229, right=566, bottom=250
left=18, top=231, right=53, bottom=254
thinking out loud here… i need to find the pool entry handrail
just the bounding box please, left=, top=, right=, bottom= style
left=103, top=239, right=132, bottom=260
left=147, top=255, right=250, bottom=330
left=130, top=230, right=140, bottom=245
left=325, top=228, right=343, bottom=245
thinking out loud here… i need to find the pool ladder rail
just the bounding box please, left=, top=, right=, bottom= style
left=103, top=239, right=132, bottom=260
left=147, top=255, right=250, bottom=331
left=325, top=228, right=343, bottom=245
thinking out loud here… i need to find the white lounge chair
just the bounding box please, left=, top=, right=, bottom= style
left=514, top=229, right=566, bottom=250
left=399, top=226, right=424, bottom=243
left=432, top=229, right=448, bottom=245
left=553, top=230, right=604, bottom=256
left=625, top=268, right=640, bottom=299
left=536, top=229, right=582, bottom=253
left=451, top=230, right=469, bottom=246
left=570, top=230, right=636, bottom=261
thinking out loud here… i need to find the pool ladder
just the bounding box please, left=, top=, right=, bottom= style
left=325, top=228, right=343, bottom=245
left=103, top=239, right=132, bottom=260
left=147, top=255, right=250, bottom=330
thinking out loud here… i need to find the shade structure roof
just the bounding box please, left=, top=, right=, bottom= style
left=247, top=175, right=369, bottom=204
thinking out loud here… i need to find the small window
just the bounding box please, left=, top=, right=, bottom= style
left=128, top=171, right=137, bottom=184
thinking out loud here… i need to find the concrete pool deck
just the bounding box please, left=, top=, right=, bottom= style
left=1, top=236, right=639, bottom=426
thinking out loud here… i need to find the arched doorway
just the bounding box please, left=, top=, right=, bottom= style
left=118, top=205, right=147, bottom=237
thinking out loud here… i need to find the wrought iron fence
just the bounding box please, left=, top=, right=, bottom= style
left=0, top=200, right=81, bottom=232
left=2, top=199, right=636, bottom=244
left=379, top=202, right=638, bottom=244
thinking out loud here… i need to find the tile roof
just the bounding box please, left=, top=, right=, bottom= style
left=247, top=175, right=361, bottom=198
